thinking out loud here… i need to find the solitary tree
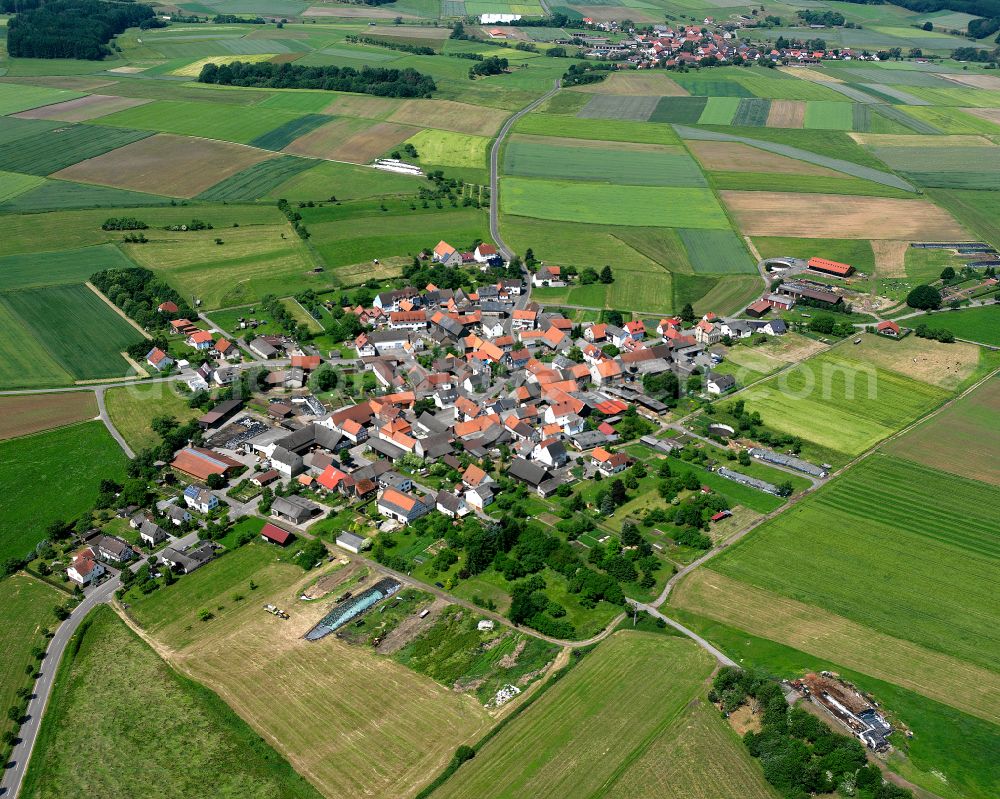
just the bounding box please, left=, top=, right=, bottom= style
left=599, top=265, right=614, bottom=284
left=906, top=284, right=942, bottom=310
left=680, top=302, right=696, bottom=323
left=940, top=266, right=955, bottom=281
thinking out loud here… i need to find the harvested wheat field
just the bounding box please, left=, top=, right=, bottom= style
left=282, top=117, right=372, bottom=159
left=766, top=99, right=806, bottom=128
left=135, top=554, right=491, bottom=799
left=870, top=239, right=908, bottom=277
left=0, top=393, right=97, bottom=440
left=962, top=107, right=1000, bottom=126
left=687, top=140, right=839, bottom=175
left=720, top=191, right=967, bottom=239
left=389, top=99, right=508, bottom=137
left=571, top=71, right=688, bottom=96
left=846, top=333, right=980, bottom=390
left=53, top=133, right=274, bottom=197
left=849, top=132, right=994, bottom=148
left=321, top=94, right=401, bottom=120
left=671, top=568, right=1000, bottom=725
left=13, top=94, right=151, bottom=122
left=779, top=66, right=842, bottom=83
left=942, top=73, right=1000, bottom=91
left=331, top=122, right=419, bottom=163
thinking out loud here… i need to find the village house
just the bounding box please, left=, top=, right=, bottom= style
left=532, top=265, right=564, bottom=287
left=146, top=347, right=173, bottom=371
left=183, top=484, right=218, bottom=513
left=186, top=329, right=214, bottom=350
left=706, top=372, right=737, bottom=395
left=67, top=547, right=105, bottom=586
left=377, top=488, right=431, bottom=524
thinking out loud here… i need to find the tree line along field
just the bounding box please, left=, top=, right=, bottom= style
left=0, top=421, right=127, bottom=564
left=125, top=544, right=491, bottom=799
left=434, top=632, right=776, bottom=799
left=708, top=453, right=1000, bottom=677
left=21, top=606, right=325, bottom=799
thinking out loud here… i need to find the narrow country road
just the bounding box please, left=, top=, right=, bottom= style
left=94, top=386, right=135, bottom=459
left=0, top=575, right=121, bottom=798
left=489, top=77, right=561, bottom=262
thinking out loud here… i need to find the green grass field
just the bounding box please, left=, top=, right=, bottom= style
left=0, top=575, right=64, bottom=738
left=710, top=453, right=1000, bottom=673
left=803, top=100, right=855, bottom=131
left=249, top=113, right=330, bottom=150
left=0, top=82, right=84, bottom=115
left=105, top=383, right=201, bottom=453
left=503, top=140, right=706, bottom=187
left=678, top=229, right=756, bottom=274
left=0, top=421, right=127, bottom=563
left=93, top=100, right=303, bottom=145
left=403, top=128, right=489, bottom=169
left=0, top=169, right=45, bottom=202
left=927, top=305, right=1000, bottom=345
left=926, top=189, right=1000, bottom=248
left=648, top=96, right=708, bottom=124
left=1, top=284, right=141, bottom=380
left=435, top=632, right=774, bottom=799
left=501, top=178, right=729, bottom=229
left=733, top=347, right=948, bottom=460
left=264, top=158, right=421, bottom=201
left=21, top=605, right=324, bottom=799
left=0, top=245, right=137, bottom=291
left=0, top=180, right=172, bottom=212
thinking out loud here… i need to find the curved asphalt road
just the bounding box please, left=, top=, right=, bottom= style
left=489, top=78, right=561, bottom=262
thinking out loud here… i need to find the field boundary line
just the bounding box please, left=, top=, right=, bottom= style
left=85, top=281, right=151, bottom=339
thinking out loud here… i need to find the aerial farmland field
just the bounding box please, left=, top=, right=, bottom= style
left=128, top=544, right=492, bottom=799
left=733, top=345, right=950, bottom=460
left=709, top=453, right=1000, bottom=673
left=1, top=284, right=142, bottom=380
left=433, top=633, right=745, bottom=799
left=0, top=421, right=127, bottom=563
left=0, top=392, right=98, bottom=441
left=22, top=606, right=324, bottom=799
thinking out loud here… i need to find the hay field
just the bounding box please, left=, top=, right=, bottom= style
left=13, top=94, right=151, bottom=122
left=389, top=99, right=508, bottom=136
left=281, top=116, right=372, bottom=159
left=941, top=73, right=1000, bottom=90
left=502, top=178, right=729, bottom=228
left=0, top=170, right=44, bottom=203
left=734, top=348, right=949, bottom=459
left=404, top=128, right=489, bottom=169
left=171, top=53, right=276, bottom=77
left=678, top=229, right=756, bottom=274
left=22, top=606, right=323, bottom=799
left=0, top=82, right=85, bottom=115
left=130, top=544, right=491, bottom=799
left=603, top=699, right=779, bottom=799
left=320, top=93, right=401, bottom=119
left=885, top=375, right=1000, bottom=486
left=870, top=238, right=909, bottom=277
left=707, top=453, right=1000, bottom=679
left=720, top=191, right=966, bottom=239
left=124, top=223, right=315, bottom=308
left=0, top=392, right=97, bottom=440
left=514, top=113, right=679, bottom=145
left=672, top=568, right=1000, bottom=725
left=54, top=133, right=274, bottom=198
left=0, top=244, right=136, bottom=291
left=198, top=156, right=315, bottom=202
left=331, top=121, right=418, bottom=163
left=766, top=99, right=805, bottom=128
left=959, top=106, right=1000, bottom=127
left=848, top=332, right=981, bottom=389
left=570, top=71, right=688, bottom=95
left=0, top=301, right=74, bottom=388
left=686, top=140, right=840, bottom=175
left=434, top=633, right=715, bottom=799
left=925, top=305, right=1000, bottom=345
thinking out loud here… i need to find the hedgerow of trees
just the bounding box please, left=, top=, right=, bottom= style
left=90, top=266, right=193, bottom=333
left=6, top=0, right=156, bottom=60
left=198, top=61, right=436, bottom=97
